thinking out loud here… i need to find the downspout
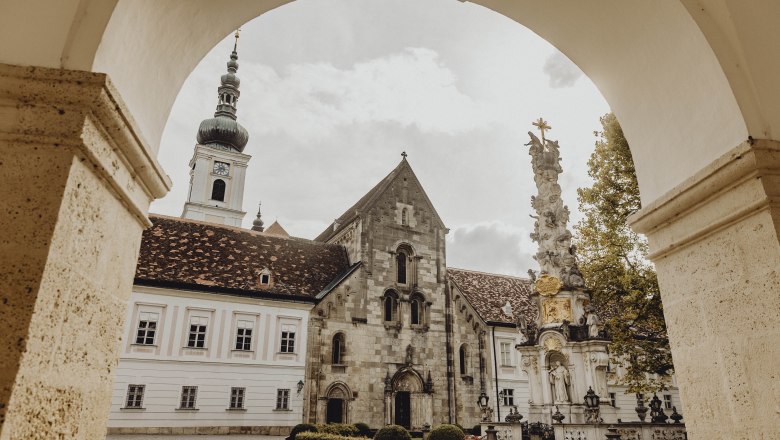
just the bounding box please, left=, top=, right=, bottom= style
left=444, top=281, right=454, bottom=423
left=492, top=326, right=501, bottom=422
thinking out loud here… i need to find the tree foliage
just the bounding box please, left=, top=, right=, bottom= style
left=574, top=113, right=673, bottom=393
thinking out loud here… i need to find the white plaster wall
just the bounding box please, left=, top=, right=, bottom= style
left=107, top=286, right=312, bottom=428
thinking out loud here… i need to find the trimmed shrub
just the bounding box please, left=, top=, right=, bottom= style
left=429, top=424, right=465, bottom=440
left=353, top=423, right=372, bottom=438
left=470, top=425, right=481, bottom=436
left=290, top=423, right=318, bottom=440
left=298, top=433, right=369, bottom=440
left=374, top=424, right=412, bottom=440
left=318, top=424, right=359, bottom=437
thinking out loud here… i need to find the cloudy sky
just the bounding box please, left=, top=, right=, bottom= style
left=152, top=0, right=610, bottom=277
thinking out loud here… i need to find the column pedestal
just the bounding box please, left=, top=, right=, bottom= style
left=630, top=139, right=780, bottom=439
left=0, top=64, right=169, bottom=439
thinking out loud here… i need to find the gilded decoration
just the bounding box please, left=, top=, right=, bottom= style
left=542, top=298, right=572, bottom=324
left=535, top=274, right=562, bottom=297
left=543, top=337, right=563, bottom=352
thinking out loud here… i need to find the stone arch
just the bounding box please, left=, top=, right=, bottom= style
left=323, top=381, right=352, bottom=424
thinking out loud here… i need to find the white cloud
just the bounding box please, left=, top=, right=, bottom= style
left=240, top=47, right=492, bottom=142
left=542, top=51, right=583, bottom=88
left=446, top=221, right=538, bottom=277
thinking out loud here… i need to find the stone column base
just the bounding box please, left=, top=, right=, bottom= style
left=0, top=64, right=169, bottom=439
left=630, top=139, right=780, bottom=439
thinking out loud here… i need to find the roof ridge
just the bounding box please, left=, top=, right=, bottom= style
left=151, top=213, right=319, bottom=244
left=448, top=267, right=531, bottom=281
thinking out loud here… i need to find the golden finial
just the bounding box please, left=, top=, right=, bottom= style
left=532, top=117, right=551, bottom=143
left=233, top=28, right=241, bottom=51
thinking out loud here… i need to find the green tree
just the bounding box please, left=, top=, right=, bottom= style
left=574, top=112, right=673, bottom=394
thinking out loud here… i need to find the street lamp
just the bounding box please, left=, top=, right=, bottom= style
left=477, top=392, right=489, bottom=409
left=583, top=386, right=602, bottom=424
left=477, top=391, right=492, bottom=422
left=297, top=380, right=305, bottom=394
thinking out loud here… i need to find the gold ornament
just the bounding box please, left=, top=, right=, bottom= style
left=535, top=274, right=562, bottom=297
left=543, top=337, right=563, bottom=352
left=542, top=298, right=573, bottom=325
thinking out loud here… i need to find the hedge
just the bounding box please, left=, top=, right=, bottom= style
left=374, top=425, right=411, bottom=440
left=297, top=432, right=369, bottom=440
left=428, top=424, right=465, bottom=440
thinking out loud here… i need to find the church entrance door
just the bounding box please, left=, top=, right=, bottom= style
left=326, top=398, right=344, bottom=423
left=394, top=392, right=411, bottom=429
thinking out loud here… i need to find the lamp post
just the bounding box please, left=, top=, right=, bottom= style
left=583, top=386, right=602, bottom=424
left=297, top=380, right=304, bottom=394
left=477, top=391, right=492, bottom=422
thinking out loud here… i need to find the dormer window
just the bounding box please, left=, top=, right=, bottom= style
left=258, top=269, right=272, bottom=288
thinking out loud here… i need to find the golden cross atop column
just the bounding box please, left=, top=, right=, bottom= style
left=532, top=117, right=551, bottom=143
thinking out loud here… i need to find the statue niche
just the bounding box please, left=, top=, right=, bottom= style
left=547, top=352, right=572, bottom=404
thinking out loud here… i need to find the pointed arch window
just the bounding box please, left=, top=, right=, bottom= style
left=410, top=293, right=425, bottom=326
left=332, top=333, right=345, bottom=364
left=211, top=179, right=226, bottom=201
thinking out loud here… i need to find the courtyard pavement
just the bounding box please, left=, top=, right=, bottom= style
left=106, top=436, right=287, bottom=440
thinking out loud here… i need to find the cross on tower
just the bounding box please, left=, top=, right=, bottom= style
left=401, top=151, right=408, bottom=159
left=532, top=117, right=551, bottom=142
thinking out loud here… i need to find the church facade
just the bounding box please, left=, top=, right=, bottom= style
left=106, top=37, right=683, bottom=435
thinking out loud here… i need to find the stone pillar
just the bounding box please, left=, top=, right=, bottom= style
left=0, top=64, right=169, bottom=439
left=629, top=140, right=780, bottom=439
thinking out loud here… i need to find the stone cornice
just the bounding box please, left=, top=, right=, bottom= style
left=629, top=139, right=780, bottom=259
left=0, top=63, right=171, bottom=227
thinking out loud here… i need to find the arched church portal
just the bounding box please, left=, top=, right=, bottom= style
left=387, top=368, right=431, bottom=430
left=324, top=382, right=351, bottom=424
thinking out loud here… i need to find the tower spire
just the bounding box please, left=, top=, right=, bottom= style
left=195, top=29, right=249, bottom=152
left=252, top=202, right=265, bottom=232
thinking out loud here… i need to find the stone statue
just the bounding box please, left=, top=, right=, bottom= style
left=405, top=345, right=414, bottom=365
left=586, top=307, right=601, bottom=339
left=548, top=361, right=571, bottom=403
left=526, top=129, right=584, bottom=288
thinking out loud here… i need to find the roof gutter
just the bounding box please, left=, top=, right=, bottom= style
left=134, top=278, right=317, bottom=304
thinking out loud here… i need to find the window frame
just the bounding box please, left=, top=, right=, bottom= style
left=332, top=333, right=345, bottom=365
left=124, top=384, right=145, bottom=409
left=210, top=178, right=226, bottom=201
left=179, top=386, right=198, bottom=410
left=663, top=394, right=673, bottom=410
left=500, top=341, right=513, bottom=366
left=609, top=392, right=617, bottom=407
left=229, top=387, right=246, bottom=410
left=280, top=324, right=296, bottom=353
left=396, top=251, right=407, bottom=284
left=275, top=388, right=291, bottom=410
left=135, top=311, right=159, bottom=346
left=234, top=319, right=253, bottom=351
left=500, top=388, right=515, bottom=406
left=187, top=316, right=208, bottom=349
left=459, top=345, right=468, bottom=375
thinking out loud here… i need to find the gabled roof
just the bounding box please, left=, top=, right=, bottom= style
left=448, top=268, right=537, bottom=325
left=264, top=220, right=289, bottom=238
left=314, top=158, right=446, bottom=242
left=135, top=215, right=350, bottom=300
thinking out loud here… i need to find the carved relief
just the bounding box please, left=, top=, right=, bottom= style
left=535, top=274, right=562, bottom=297
left=542, top=298, right=572, bottom=324
left=542, top=337, right=563, bottom=352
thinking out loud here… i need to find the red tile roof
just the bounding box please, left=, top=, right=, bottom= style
left=448, top=268, right=538, bottom=325
left=135, top=215, right=350, bottom=300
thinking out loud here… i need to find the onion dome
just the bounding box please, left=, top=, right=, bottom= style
left=251, top=202, right=265, bottom=232
left=196, top=30, right=249, bottom=152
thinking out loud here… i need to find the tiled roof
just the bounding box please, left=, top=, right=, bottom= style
left=448, top=268, right=538, bottom=325
left=135, top=215, right=350, bottom=300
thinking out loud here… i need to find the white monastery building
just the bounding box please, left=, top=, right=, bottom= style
left=106, top=34, right=682, bottom=435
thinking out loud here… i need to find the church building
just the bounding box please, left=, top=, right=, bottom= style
left=106, top=35, right=682, bottom=435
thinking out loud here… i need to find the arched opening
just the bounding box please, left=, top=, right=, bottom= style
left=3, top=1, right=780, bottom=437
left=409, top=292, right=425, bottom=327
left=383, top=290, right=399, bottom=323
left=210, top=179, right=226, bottom=201
left=459, top=344, right=468, bottom=375
left=396, top=251, right=407, bottom=285
left=332, top=332, right=345, bottom=365
left=324, top=382, right=351, bottom=424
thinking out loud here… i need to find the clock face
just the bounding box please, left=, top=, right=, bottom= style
left=213, top=161, right=230, bottom=176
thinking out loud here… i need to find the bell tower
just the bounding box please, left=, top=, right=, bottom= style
left=182, top=30, right=251, bottom=227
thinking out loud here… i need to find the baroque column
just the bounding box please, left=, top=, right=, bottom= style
left=629, top=139, right=780, bottom=439
left=0, top=64, right=169, bottom=439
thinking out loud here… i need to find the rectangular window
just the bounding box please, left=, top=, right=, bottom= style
left=276, top=388, right=290, bottom=410
left=135, top=311, right=159, bottom=345
left=235, top=319, right=253, bottom=351
left=180, top=386, right=198, bottom=409
left=500, top=342, right=512, bottom=366
left=663, top=394, right=672, bottom=410
left=125, top=384, right=145, bottom=408
left=280, top=324, right=296, bottom=353
left=229, top=387, right=246, bottom=409
left=500, top=388, right=514, bottom=406
left=609, top=392, right=617, bottom=407
left=187, top=316, right=208, bottom=348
